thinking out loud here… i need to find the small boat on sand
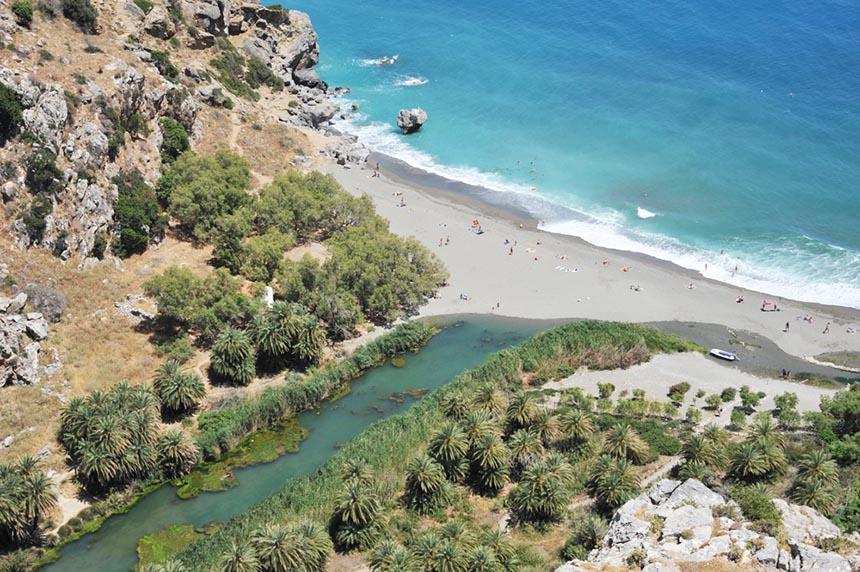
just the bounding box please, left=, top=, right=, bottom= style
left=709, top=348, right=737, bottom=361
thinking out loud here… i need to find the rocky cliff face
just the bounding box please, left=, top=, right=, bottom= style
left=557, top=478, right=859, bottom=572
left=0, top=0, right=332, bottom=261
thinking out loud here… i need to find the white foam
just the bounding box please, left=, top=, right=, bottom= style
left=394, top=75, right=429, bottom=87
left=331, top=99, right=860, bottom=309
left=357, top=55, right=399, bottom=67
left=637, top=206, right=657, bottom=219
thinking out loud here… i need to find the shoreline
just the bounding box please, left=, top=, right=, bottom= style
left=308, top=146, right=860, bottom=365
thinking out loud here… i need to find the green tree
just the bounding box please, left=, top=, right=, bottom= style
left=588, top=455, right=639, bottom=511
left=369, top=540, right=415, bottom=572
left=796, top=450, right=839, bottom=487
left=603, top=423, right=649, bottom=464
left=331, top=480, right=382, bottom=550
left=157, top=429, right=200, bottom=478
left=11, top=0, right=33, bottom=27
left=508, top=455, right=573, bottom=524
left=428, top=421, right=469, bottom=482
left=153, top=361, right=206, bottom=416
left=210, top=327, right=256, bottom=386
left=729, top=442, right=768, bottom=480
left=721, top=387, right=737, bottom=402
left=219, top=541, right=260, bottom=572
left=404, top=455, right=448, bottom=513
left=507, top=429, right=544, bottom=480
left=0, top=84, right=23, bottom=141
left=111, top=169, right=167, bottom=258
left=558, top=408, right=594, bottom=449
left=597, top=382, right=615, bottom=399
left=61, top=0, right=98, bottom=33
left=469, top=434, right=510, bottom=494
left=159, top=117, right=189, bottom=163
left=505, top=391, right=538, bottom=433
left=26, top=147, right=63, bottom=195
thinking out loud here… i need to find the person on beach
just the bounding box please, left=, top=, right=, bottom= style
left=687, top=282, right=696, bottom=290
left=400, top=195, right=407, bottom=207
left=823, top=322, right=831, bottom=334
left=784, top=321, right=790, bottom=333
left=445, top=236, right=450, bottom=245
left=736, top=296, right=744, bottom=303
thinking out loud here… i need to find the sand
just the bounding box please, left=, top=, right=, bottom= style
left=317, top=159, right=859, bottom=365
left=543, top=352, right=837, bottom=425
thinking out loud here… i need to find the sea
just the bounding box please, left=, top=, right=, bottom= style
left=286, top=0, right=860, bottom=308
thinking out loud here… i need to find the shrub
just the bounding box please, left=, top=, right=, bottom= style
left=721, top=387, right=737, bottom=402
left=60, top=0, right=98, bottom=33
left=158, top=117, right=189, bottom=163
left=0, top=85, right=23, bottom=143
left=209, top=38, right=259, bottom=101
left=668, top=382, right=691, bottom=402
left=150, top=50, right=178, bottom=81
left=91, top=232, right=107, bottom=259
left=730, top=408, right=746, bottom=429
left=20, top=195, right=53, bottom=242
left=597, top=382, right=615, bottom=399
left=133, top=0, right=152, bottom=13
left=11, top=0, right=33, bottom=27
left=704, top=394, right=722, bottom=411
left=25, top=147, right=63, bottom=194
left=111, top=169, right=167, bottom=258
left=730, top=486, right=783, bottom=531
left=245, top=56, right=284, bottom=91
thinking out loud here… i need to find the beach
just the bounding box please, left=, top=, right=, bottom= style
left=315, top=155, right=859, bottom=367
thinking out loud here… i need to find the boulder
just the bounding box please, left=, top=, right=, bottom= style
left=661, top=505, right=713, bottom=542
left=773, top=498, right=842, bottom=544
left=648, top=479, right=681, bottom=504
left=6, top=292, right=28, bottom=314
left=658, top=479, right=725, bottom=513
left=396, top=107, right=427, bottom=134
left=23, top=284, right=66, bottom=322
left=15, top=342, right=40, bottom=384
left=144, top=6, right=176, bottom=39
left=292, top=67, right=325, bottom=89
left=188, top=30, right=216, bottom=49
left=789, top=540, right=851, bottom=572
left=22, top=86, right=68, bottom=150
left=25, top=313, right=48, bottom=340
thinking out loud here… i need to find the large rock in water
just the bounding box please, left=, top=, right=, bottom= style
left=396, top=108, right=427, bottom=134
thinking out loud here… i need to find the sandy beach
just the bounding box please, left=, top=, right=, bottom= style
left=315, top=155, right=859, bottom=367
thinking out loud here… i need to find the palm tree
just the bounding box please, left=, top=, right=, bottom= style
left=404, top=455, right=448, bottom=513
left=251, top=524, right=304, bottom=572
left=340, top=458, right=374, bottom=486
left=506, top=391, right=538, bottom=432
left=796, top=451, right=839, bottom=487
left=729, top=442, right=768, bottom=480
left=758, top=439, right=788, bottom=477
left=508, top=459, right=570, bottom=524
left=677, top=460, right=711, bottom=481
left=333, top=480, right=382, bottom=550
left=157, top=429, right=200, bottom=478
left=507, top=429, right=544, bottom=480
left=479, top=529, right=517, bottom=570
left=440, top=391, right=472, bottom=420
left=211, top=327, right=256, bottom=386
left=473, top=383, right=508, bottom=417
left=465, top=545, right=502, bottom=572
left=681, top=434, right=720, bottom=468
left=749, top=416, right=785, bottom=448
left=530, top=410, right=562, bottom=446
left=439, top=520, right=477, bottom=551
left=588, top=455, right=639, bottom=510
left=411, top=530, right=442, bottom=570
left=249, top=313, right=290, bottom=369
left=461, top=410, right=498, bottom=447
left=153, top=362, right=206, bottom=416
left=219, top=541, right=260, bottom=572
left=558, top=409, right=594, bottom=448
left=790, top=478, right=837, bottom=515
left=294, top=521, right=332, bottom=572
left=78, top=443, right=119, bottom=488
left=603, top=424, right=649, bottom=464
left=142, top=561, right=188, bottom=572
left=431, top=539, right=466, bottom=572
left=370, top=540, right=415, bottom=572
left=470, top=434, right=510, bottom=493
left=291, top=314, right=326, bottom=366
left=428, top=421, right=470, bottom=479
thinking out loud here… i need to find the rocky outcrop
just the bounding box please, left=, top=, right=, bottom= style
left=23, top=284, right=66, bottom=323
left=144, top=6, right=177, bottom=39
left=397, top=107, right=427, bottom=134
left=0, top=292, right=50, bottom=387
left=556, top=479, right=858, bottom=572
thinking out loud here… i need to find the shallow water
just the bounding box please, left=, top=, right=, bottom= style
left=42, top=315, right=551, bottom=571
left=287, top=0, right=860, bottom=307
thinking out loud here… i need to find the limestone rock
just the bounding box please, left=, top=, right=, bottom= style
left=25, top=313, right=48, bottom=340
left=22, top=86, right=68, bottom=150
left=23, top=284, right=66, bottom=322
left=658, top=478, right=725, bottom=512
left=144, top=6, right=176, bottom=39
left=648, top=479, right=681, bottom=504
left=188, top=30, right=216, bottom=49
left=6, top=292, right=28, bottom=314
left=789, top=540, right=851, bottom=572
left=661, top=505, right=712, bottom=542
left=396, top=107, right=427, bottom=134
left=774, top=498, right=842, bottom=544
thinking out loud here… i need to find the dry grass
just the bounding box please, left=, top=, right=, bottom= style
left=0, top=237, right=213, bottom=466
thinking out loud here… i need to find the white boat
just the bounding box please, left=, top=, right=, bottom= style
left=709, top=348, right=737, bottom=361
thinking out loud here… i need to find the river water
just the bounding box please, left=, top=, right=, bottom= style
left=43, top=315, right=551, bottom=570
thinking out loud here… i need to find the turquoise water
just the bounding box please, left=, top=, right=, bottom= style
left=42, top=316, right=550, bottom=571
left=288, top=0, right=860, bottom=307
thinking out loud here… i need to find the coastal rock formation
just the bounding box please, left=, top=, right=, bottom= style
left=397, top=107, right=428, bottom=134
left=556, top=479, right=857, bottom=572
left=0, top=293, right=50, bottom=386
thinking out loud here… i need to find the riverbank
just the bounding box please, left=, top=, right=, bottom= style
left=311, top=151, right=860, bottom=366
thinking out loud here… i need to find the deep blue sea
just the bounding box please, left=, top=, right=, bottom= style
left=287, top=0, right=860, bottom=308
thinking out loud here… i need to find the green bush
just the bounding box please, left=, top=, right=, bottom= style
left=133, top=0, right=152, bottom=13
left=111, top=169, right=167, bottom=258
left=158, top=117, right=189, bottom=163
left=209, top=38, right=259, bottom=101
left=20, top=195, right=53, bottom=242
left=150, top=50, right=178, bottom=81
left=730, top=486, right=783, bottom=531
left=158, top=150, right=249, bottom=239
left=25, top=147, right=64, bottom=194
left=60, top=0, right=98, bottom=33
left=91, top=232, right=107, bottom=259
left=11, top=0, right=33, bottom=27
left=245, top=56, right=284, bottom=92
left=0, top=85, right=23, bottom=141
